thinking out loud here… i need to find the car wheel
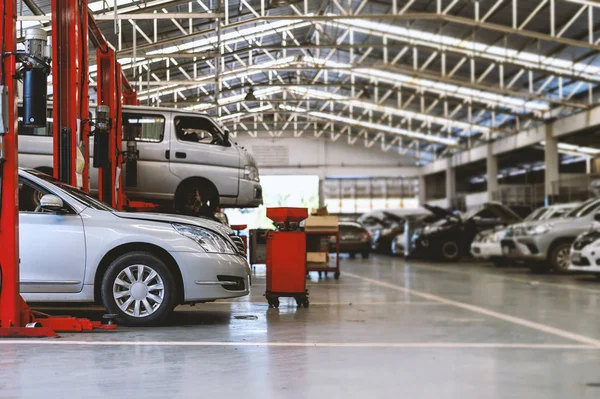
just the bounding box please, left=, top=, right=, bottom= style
left=549, top=242, right=572, bottom=273
left=440, top=241, right=461, bottom=262
left=101, top=251, right=177, bottom=327
left=361, top=252, right=370, bottom=259
left=491, top=257, right=508, bottom=267
left=175, top=180, right=219, bottom=216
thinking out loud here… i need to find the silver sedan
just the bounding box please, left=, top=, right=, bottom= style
left=18, top=169, right=250, bottom=326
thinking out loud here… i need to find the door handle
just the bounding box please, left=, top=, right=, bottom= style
left=165, top=150, right=170, bottom=160
left=175, top=152, right=187, bottom=159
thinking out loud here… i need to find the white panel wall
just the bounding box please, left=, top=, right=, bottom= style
left=236, top=136, right=421, bottom=178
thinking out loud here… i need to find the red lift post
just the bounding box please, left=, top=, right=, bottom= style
left=0, top=0, right=115, bottom=336
left=51, top=0, right=89, bottom=189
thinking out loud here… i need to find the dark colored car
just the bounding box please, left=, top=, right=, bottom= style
left=329, top=222, right=371, bottom=259
left=410, top=202, right=522, bottom=262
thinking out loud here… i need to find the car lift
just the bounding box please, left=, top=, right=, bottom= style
left=0, top=0, right=117, bottom=336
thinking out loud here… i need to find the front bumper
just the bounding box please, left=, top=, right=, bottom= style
left=568, top=247, right=600, bottom=272
left=170, top=251, right=251, bottom=302
left=236, top=180, right=263, bottom=207
left=470, top=242, right=502, bottom=259
left=500, top=236, right=547, bottom=261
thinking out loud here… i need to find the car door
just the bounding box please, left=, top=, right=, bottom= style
left=121, top=110, right=176, bottom=200
left=168, top=113, right=240, bottom=197
left=18, top=178, right=86, bottom=293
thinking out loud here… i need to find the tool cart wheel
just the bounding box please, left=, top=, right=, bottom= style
left=267, top=296, right=280, bottom=308
left=303, top=298, right=310, bottom=308
left=334, top=271, right=340, bottom=279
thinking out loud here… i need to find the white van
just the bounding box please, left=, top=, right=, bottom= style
left=18, top=105, right=263, bottom=212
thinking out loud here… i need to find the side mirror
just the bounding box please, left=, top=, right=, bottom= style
left=39, top=194, right=64, bottom=212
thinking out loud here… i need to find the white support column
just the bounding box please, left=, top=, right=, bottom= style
left=544, top=124, right=560, bottom=204
left=418, top=175, right=427, bottom=205
left=319, top=178, right=325, bottom=208
left=445, top=159, right=456, bottom=204
left=486, top=143, right=498, bottom=201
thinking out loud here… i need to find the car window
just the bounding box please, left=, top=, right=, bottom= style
left=26, top=171, right=116, bottom=212
left=174, top=116, right=223, bottom=145
left=18, top=179, right=50, bottom=212
left=122, top=113, right=165, bottom=143
left=545, top=208, right=570, bottom=219
left=565, top=199, right=600, bottom=218
left=525, top=208, right=546, bottom=221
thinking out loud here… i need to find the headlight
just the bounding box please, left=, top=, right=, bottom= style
left=526, top=224, right=553, bottom=236
left=244, top=165, right=259, bottom=182
left=172, top=223, right=236, bottom=254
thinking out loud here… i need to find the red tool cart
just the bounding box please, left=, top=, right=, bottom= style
left=265, top=207, right=310, bottom=309
left=306, top=230, right=341, bottom=279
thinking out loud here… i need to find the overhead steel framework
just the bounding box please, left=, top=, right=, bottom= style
left=18, top=0, right=600, bottom=162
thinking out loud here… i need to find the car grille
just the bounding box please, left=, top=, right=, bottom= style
left=229, top=235, right=246, bottom=255
left=217, top=275, right=246, bottom=291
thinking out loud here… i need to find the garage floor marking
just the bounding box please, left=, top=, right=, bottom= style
left=344, top=272, right=600, bottom=347
left=0, top=341, right=594, bottom=349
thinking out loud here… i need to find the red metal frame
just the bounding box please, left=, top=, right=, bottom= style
left=51, top=0, right=89, bottom=188
left=0, top=0, right=117, bottom=336
left=88, top=9, right=136, bottom=210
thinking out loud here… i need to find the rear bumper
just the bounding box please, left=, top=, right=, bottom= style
left=235, top=180, right=263, bottom=207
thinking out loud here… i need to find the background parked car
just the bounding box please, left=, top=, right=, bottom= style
left=358, top=208, right=439, bottom=254
left=568, top=217, right=600, bottom=277
left=329, top=222, right=371, bottom=259
left=471, top=203, right=578, bottom=266
left=501, top=197, right=600, bottom=273
left=410, top=202, right=522, bottom=262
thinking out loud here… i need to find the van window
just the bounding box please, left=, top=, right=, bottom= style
left=17, top=108, right=53, bottom=136
left=174, top=116, right=223, bottom=145
left=123, top=113, right=165, bottom=143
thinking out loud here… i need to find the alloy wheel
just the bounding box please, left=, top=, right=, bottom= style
left=113, top=264, right=165, bottom=318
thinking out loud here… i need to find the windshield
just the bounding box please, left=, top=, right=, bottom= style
left=27, top=171, right=117, bottom=212
left=565, top=198, right=600, bottom=218
left=524, top=207, right=547, bottom=221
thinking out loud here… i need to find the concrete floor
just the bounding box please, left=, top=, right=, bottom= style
left=2, top=256, right=600, bottom=398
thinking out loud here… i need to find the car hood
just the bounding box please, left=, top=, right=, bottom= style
left=113, top=212, right=234, bottom=237
left=422, top=204, right=453, bottom=219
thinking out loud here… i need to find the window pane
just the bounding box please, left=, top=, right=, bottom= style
left=123, top=113, right=165, bottom=143
left=174, top=116, right=222, bottom=145
left=18, top=179, right=48, bottom=212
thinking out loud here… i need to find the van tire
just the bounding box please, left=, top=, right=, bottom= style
left=174, top=179, right=219, bottom=216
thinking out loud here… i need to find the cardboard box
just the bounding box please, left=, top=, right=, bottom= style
left=306, top=252, right=327, bottom=263
left=304, top=215, right=339, bottom=232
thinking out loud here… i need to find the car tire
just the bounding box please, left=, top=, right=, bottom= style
left=175, top=180, right=219, bottom=216
left=101, top=251, right=177, bottom=327
left=549, top=242, right=573, bottom=274
left=491, top=257, right=509, bottom=267
left=439, top=241, right=461, bottom=262
left=361, top=252, right=370, bottom=259
left=349, top=253, right=356, bottom=259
